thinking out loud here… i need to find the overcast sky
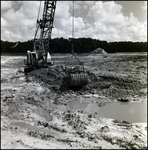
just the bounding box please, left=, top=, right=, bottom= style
left=1, top=1, right=147, bottom=42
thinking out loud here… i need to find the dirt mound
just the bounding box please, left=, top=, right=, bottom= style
left=90, top=48, right=108, bottom=56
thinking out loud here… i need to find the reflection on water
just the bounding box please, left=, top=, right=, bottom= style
left=32, top=106, right=53, bottom=121
left=87, top=102, right=147, bottom=123
left=55, top=101, right=147, bottom=123
left=67, top=101, right=88, bottom=110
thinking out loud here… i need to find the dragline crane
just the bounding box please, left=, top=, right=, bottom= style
left=24, top=1, right=88, bottom=88
left=24, top=1, right=57, bottom=71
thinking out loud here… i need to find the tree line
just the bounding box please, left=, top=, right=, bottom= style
left=1, top=38, right=147, bottom=54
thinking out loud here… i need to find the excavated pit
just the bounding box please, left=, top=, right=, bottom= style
left=68, top=86, right=83, bottom=91
left=25, top=65, right=95, bottom=92
left=24, top=53, right=147, bottom=102
left=1, top=53, right=147, bottom=149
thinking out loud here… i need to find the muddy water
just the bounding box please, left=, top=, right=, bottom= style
left=33, top=107, right=53, bottom=122
left=54, top=101, right=147, bottom=123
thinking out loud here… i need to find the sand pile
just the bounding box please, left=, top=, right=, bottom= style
left=90, top=47, right=108, bottom=57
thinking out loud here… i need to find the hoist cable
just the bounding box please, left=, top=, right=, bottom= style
left=71, top=1, right=74, bottom=54
left=34, top=1, right=42, bottom=39
left=72, top=0, right=74, bottom=39
left=37, top=1, right=42, bottom=22
left=70, top=1, right=81, bottom=63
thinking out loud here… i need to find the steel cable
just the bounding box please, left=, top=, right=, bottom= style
left=37, top=1, right=42, bottom=25
left=72, top=0, right=74, bottom=39
left=34, top=1, right=42, bottom=39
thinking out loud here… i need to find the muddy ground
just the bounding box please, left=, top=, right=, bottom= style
left=1, top=53, right=147, bottom=149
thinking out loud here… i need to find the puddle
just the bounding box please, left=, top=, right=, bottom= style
left=32, top=107, right=53, bottom=122
left=54, top=101, right=147, bottom=123
left=85, top=102, right=147, bottom=123
left=67, top=101, right=88, bottom=110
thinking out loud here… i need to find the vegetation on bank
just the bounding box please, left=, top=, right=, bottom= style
left=1, top=38, right=147, bottom=54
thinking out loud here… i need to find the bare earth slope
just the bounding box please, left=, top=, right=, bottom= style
left=1, top=53, right=147, bottom=149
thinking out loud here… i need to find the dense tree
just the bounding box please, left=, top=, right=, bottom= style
left=1, top=38, right=147, bottom=54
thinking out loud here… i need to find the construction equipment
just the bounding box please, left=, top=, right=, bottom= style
left=24, top=1, right=88, bottom=88
left=64, top=1, right=88, bottom=87
left=24, top=1, right=57, bottom=71
left=64, top=43, right=88, bottom=87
